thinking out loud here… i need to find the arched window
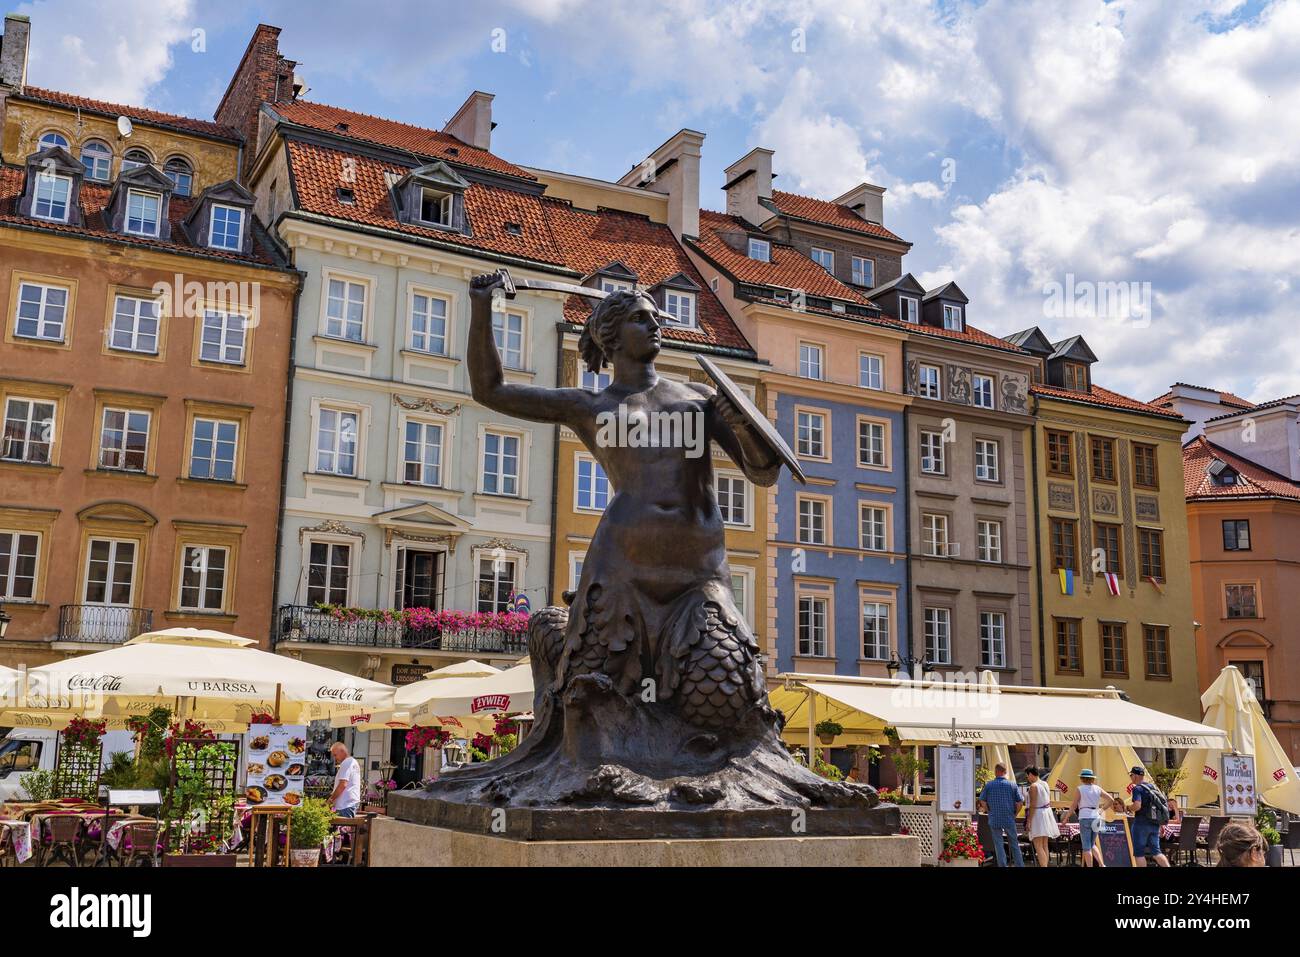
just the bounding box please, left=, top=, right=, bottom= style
left=121, top=148, right=153, bottom=172
left=163, top=156, right=193, bottom=196
left=80, top=140, right=112, bottom=181
left=38, top=131, right=69, bottom=151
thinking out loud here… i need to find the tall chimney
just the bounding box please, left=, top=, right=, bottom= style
left=722, top=147, right=774, bottom=226
left=214, top=24, right=297, bottom=182
left=832, top=182, right=887, bottom=225
left=616, top=128, right=704, bottom=239
left=0, top=13, right=31, bottom=92
left=444, top=91, right=494, bottom=152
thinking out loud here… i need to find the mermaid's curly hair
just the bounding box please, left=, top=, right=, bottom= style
left=578, top=289, right=657, bottom=373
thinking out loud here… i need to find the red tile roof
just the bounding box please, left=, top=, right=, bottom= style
left=0, top=166, right=279, bottom=265
left=285, top=140, right=566, bottom=266
left=881, top=312, right=1029, bottom=353
left=1149, top=383, right=1256, bottom=411
left=272, top=101, right=535, bottom=181
left=545, top=202, right=751, bottom=352
left=1032, top=382, right=1184, bottom=420
left=1184, top=436, right=1300, bottom=501
left=768, top=189, right=907, bottom=244
left=18, top=87, right=241, bottom=142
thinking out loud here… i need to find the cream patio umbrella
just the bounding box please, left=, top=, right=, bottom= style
left=1174, top=665, right=1300, bottom=814
left=394, top=659, right=534, bottom=727
left=327, top=659, right=503, bottom=732
left=23, top=627, right=394, bottom=724
left=1047, top=743, right=1147, bottom=809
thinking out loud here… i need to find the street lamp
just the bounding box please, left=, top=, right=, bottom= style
left=886, top=653, right=934, bottom=678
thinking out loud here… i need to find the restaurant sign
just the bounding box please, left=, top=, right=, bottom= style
left=391, top=664, right=428, bottom=686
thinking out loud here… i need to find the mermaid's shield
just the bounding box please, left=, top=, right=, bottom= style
left=696, top=355, right=807, bottom=484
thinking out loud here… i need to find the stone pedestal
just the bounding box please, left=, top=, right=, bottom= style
left=369, top=815, right=921, bottom=867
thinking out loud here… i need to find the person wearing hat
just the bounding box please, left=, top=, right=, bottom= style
left=1061, top=768, right=1117, bottom=867
left=1125, top=766, right=1171, bottom=867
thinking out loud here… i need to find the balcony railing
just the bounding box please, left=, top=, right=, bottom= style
left=274, top=605, right=527, bottom=655
left=57, top=605, right=154, bottom=644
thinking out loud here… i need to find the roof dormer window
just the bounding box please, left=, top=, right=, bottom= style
left=208, top=203, right=245, bottom=251
left=1209, top=460, right=1240, bottom=486
left=901, top=295, right=919, bottom=323
left=33, top=171, right=72, bottom=222
left=122, top=148, right=152, bottom=173
left=1063, top=361, right=1088, bottom=393
left=663, top=290, right=696, bottom=327
left=748, top=237, right=770, bottom=262
left=600, top=278, right=633, bottom=293
left=942, top=303, right=963, bottom=331
left=420, top=187, right=453, bottom=227
left=125, top=189, right=162, bottom=237
left=393, top=161, right=469, bottom=233
left=80, top=140, right=112, bottom=181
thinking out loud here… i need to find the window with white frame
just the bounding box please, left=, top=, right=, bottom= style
left=33, top=172, right=72, bottom=222
left=403, top=420, right=443, bottom=486
left=922, top=513, right=949, bottom=557
left=99, top=408, right=150, bottom=472
left=420, top=188, right=453, bottom=226
left=325, top=277, right=367, bottom=341
left=977, top=520, right=1002, bottom=564
left=492, top=311, right=525, bottom=369
left=942, top=304, right=963, bottom=330
left=208, top=204, right=244, bottom=250
left=476, top=555, right=517, bottom=613
left=975, top=438, right=1000, bottom=482
left=599, top=277, right=633, bottom=293
left=748, top=237, right=770, bottom=262
left=730, top=571, right=750, bottom=623
left=919, top=430, right=945, bottom=474
left=900, top=295, right=919, bottom=324
left=0, top=530, right=39, bottom=600
left=315, top=408, right=359, bottom=476
left=13, top=281, right=69, bottom=341
left=581, top=370, right=611, bottom=391
left=798, top=343, right=824, bottom=380
left=189, top=418, right=238, bottom=481
left=861, top=601, right=890, bottom=659
left=859, top=353, right=883, bottom=390
left=810, top=247, right=834, bottom=271
left=858, top=419, right=886, bottom=468
left=199, top=311, right=246, bottom=364
left=110, top=295, right=161, bottom=353
left=663, top=290, right=696, bottom=327
left=576, top=456, right=610, bottom=511
left=860, top=504, right=887, bottom=552
left=125, top=189, right=161, bottom=236
left=38, top=132, right=69, bottom=150
left=482, top=431, right=520, bottom=495
left=716, top=473, right=748, bottom=526
left=796, top=410, right=825, bottom=458
left=164, top=157, right=193, bottom=195
left=980, top=611, right=1007, bottom=668
left=409, top=292, right=448, bottom=355
left=306, top=541, right=351, bottom=605
left=797, top=595, right=828, bottom=656
left=121, top=148, right=151, bottom=172
left=2, top=397, right=55, bottom=465
left=83, top=538, right=136, bottom=605
left=973, top=373, right=995, bottom=409
left=924, top=607, right=951, bottom=663
left=80, top=140, right=112, bottom=181
left=569, top=553, right=586, bottom=591
left=179, top=545, right=228, bottom=611
left=851, top=256, right=874, bottom=287
left=918, top=364, right=941, bottom=398
left=797, top=497, right=827, bottom=545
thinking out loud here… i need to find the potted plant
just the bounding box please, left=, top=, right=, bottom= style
left=1256, top=806, right=1284, bottom=867
left=815, top=719, right=843, bottom=745
left=289, top=797, right=334, bottom=867
left=938, top=821, right=984, bottom=867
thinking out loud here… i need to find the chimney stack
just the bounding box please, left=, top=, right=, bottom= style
left=832, top=182, right=887, bottom=225
left=616, top=128, right=704, bottom=239
left=214, top=24, right=298, bottom=182
left=0, top=13, right=31, bottom=92
left=722, top=147, right=774, bottom=225
left=444, top=91, right=494, bottom=152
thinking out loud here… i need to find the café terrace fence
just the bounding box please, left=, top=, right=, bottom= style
left=273, top=604, right=528, bottom=655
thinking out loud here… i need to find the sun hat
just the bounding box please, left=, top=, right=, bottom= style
left=1079, top=769, right=1097, bottom=779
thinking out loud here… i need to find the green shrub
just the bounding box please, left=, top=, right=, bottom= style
left=18, top=768, right=55, bottom=802
left=290, top=797, right=335, bottom=849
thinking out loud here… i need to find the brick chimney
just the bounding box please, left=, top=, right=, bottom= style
left=0, top=13, right=31, bottom=102
left=722, top=147, right=774, bottom=226
left=833, top=182, right=887, bottom=225
left=215, top=24, right=298, bottom=181
left=616, top=128, right=704, bottom=239
left=443, top=91, right=494, bottom=152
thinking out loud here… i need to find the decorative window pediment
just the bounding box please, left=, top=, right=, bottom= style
left=18, top=146, right=85, bottom=225
left=392, top=161, right=470, bottom=232
left=183, top=179, right=255, bottom=254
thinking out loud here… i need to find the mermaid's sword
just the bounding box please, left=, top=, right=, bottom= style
left=492, top=268, right=676, bottom=323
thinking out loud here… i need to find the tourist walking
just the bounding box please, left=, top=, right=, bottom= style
left=329, top=742, right=361, bottom=818
left=1062, top=768, right=1116, bottom=867
left=1125, top=766, right=1171, bottom=867
left=1024, top=766, right=1059, bottom=866
left=977, top=762, right=1024, bottom=866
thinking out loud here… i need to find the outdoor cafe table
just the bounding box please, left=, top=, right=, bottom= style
left=1056, top=818, right=1208, bottom=841
left=0, top=818, right=34, bottom=864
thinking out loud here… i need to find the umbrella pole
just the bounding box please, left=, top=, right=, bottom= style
left=807, top=691, right=816, bottom=766
left=273, top=683, right=282, bottom=725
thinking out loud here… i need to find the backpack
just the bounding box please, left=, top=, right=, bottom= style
left=1139, top=782, right=1170, bottom=824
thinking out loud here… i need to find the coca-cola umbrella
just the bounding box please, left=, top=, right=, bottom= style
left=328, top=660, right=502, bottom=732
left=23, top=627, right=394, bottom=723
left=393, top=660, right=533, bottom=726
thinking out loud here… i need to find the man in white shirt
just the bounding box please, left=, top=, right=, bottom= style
left=329, top=742, right=361, bottom=818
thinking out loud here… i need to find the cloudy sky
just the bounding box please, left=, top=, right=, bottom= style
left=14, top=0, right=1300, bottom=402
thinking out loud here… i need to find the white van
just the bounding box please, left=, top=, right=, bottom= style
left=0, top=728, right=136, bottom=802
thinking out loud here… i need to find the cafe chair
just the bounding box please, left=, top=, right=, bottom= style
left=1170, top=815, right=1201, bottom=866
left=1201, top=816, right=1228, bottom=866
left=42, top=815, right=85, bottom=867
left=328, top=814, right=373, bottom=867
left=123, top=823, right=161, bottom=867
left=1283, top=824, right=1300, bottom=867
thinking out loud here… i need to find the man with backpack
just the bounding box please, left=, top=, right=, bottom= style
left=1126, top=765, right=1171, bottom=867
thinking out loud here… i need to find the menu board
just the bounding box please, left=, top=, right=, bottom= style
left=1097, top=818, right=1135, bottom=868
left=937, top=746, right=975, bottom=813
left=244, top=723, right=308, bottom=808
left=1220, top=754, right=1257, bottom=817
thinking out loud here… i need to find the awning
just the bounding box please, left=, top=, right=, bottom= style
left=770, top=674, right=1231, bottom=750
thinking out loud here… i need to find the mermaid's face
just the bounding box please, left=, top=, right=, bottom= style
left=612, top=299, right=662, bottom=363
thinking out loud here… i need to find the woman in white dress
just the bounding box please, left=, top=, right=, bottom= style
left=1024, top=766, right=1059, bottom=866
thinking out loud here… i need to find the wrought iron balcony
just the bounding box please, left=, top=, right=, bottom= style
left=274, top=605, right=527, bottom=655
left=57, top=604, right=153, bottom=644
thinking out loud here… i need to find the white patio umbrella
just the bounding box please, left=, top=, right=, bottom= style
left=395, top=660, right=534, bottom=726
left=0, top=664, right=20, bottom=704
left=1174, top=665, right=1300, bottom=814
left=23, top=627, right=394, bottom=724
left=328, top=659, right=505, bottom=732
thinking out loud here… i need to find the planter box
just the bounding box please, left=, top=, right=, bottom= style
left=897, top=805, right=940, bottom=865
left=160, top=853, right=238, bottom=868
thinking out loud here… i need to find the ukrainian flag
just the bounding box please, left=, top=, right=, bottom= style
left=1058, top=568, right=1074, bottom=596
